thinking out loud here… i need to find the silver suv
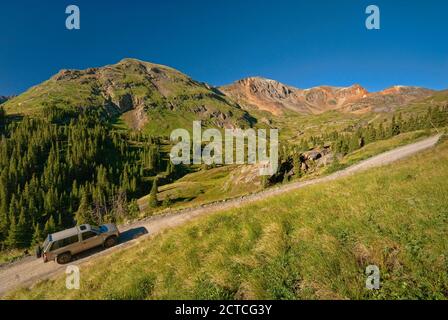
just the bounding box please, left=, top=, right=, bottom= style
left=37, top=224, right=120, bottom=264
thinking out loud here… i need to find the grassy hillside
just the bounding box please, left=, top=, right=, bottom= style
left=138, top=164, right=263, bottom=213
left=396, top=90, right=448, bottom=118
left=272, top=110, right=368, bottom=143
left=8, top=139, right=448, bottom=300
left=2, top=59, right=254, bottom=135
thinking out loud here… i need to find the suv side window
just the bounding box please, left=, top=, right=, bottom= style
left=50, top=235, right=80, bottom=251
left=63, top=235, right=80, bottom=246
left=81, top=231, right=97, bottom=241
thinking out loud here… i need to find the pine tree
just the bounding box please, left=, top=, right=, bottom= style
left=31, top=223, right=44, bottom=247
left=75, top=190, right=93, bottom=225
left=16, top=208, right=30, bottom=248
left=377, top=122, right=385, bottom=139
left=390, top=115, right=400, bottom=137
left=0, top=181, right=9, bottom=242
left=57, top=212, right=63, bottom=231
left=6, top=214, right=18, bottom=248
left=348, top=134, right=360, bottom=152
left=148, top=178, right=159, bottom=208
left=44, top=215, right=56, bottom=236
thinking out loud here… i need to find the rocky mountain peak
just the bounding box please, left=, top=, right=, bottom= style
left=379, top=85, right=433, bottom=96
left=220, top=78, right=434, bottom=115
left=236, top=77, right=295, bottom=99
left=335, top=84, right=369, bottom=99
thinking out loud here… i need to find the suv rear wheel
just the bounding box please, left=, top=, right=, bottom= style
left=104, top=236, right=118, bottom=249
left=56, top=252, right=72, bottom=264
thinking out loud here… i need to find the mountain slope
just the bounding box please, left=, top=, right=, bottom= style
left=3, top=59, right=255, bottom=134
left=343, top=85, right=436, bottom=113
left=220, top=77, right=434, bottom=115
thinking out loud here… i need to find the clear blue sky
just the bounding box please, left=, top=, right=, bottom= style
left=1, top=0, right=447, bottom=95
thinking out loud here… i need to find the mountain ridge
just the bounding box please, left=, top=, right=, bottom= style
left=220, top=77, right=435, bottom=115
left=2, top=59, right=440, bottom=127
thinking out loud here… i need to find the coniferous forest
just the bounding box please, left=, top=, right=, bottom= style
left=0, top=107, right=169, bottom=250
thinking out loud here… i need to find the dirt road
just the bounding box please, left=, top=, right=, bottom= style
left=0, top=135, right=441, bottom=297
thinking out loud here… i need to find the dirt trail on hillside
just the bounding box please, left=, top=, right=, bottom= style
left=0, top=135, right=441, bottom=297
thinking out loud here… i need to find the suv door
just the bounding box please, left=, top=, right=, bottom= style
left=47, top=235, right=81, bottom=259
left=80, top=230, right=103, bottom=251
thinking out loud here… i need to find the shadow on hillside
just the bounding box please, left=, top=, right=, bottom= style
left=66, top=227, right=149, bottom=264
left=119, top=227, right=149, bottom=243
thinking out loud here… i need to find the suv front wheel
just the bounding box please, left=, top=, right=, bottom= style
left=56, top=252, right=72, bottom=264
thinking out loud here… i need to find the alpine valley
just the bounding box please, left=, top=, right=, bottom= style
left=1, top=59, right=448, bottom=300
